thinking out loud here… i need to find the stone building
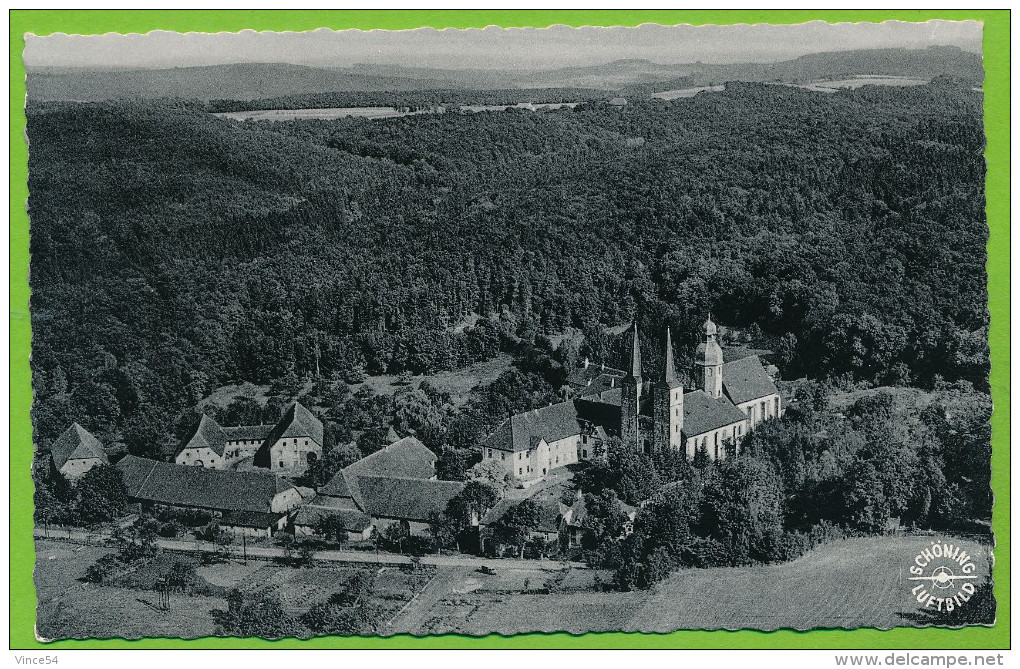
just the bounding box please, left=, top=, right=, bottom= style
left=49, top=423, right=108, bottom=480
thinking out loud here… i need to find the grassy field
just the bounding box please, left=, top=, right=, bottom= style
left=399, top=535, right=994, bottom=636
left=34, top=540, right=431, bottom=640
left=349, top=354, right=513, bottom=406
left=35, top=534, right=993, bottom=639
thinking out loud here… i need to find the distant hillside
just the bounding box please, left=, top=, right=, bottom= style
left=26, top=46, right=982, bottom=102
left=691, top=46, right=983, bottom=86
left=25, top=62, right=463, bottom=102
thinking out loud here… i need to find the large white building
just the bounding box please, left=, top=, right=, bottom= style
left=484, top=316, right=783, bottom=482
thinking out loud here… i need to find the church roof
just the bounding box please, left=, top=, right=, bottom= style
left=659, top=328, right=682, bottom=388
left=179, top=414, right=230, bottom=456
left=681, top=390, right=748, bottom=437
left=626, top=322, right=642, bottom=379
left=484, top=401, right=581, bottom=453
left=343, top=436, right=437, bottom=480
left=577, top=372, right=622, bottom=398
left=50, top=423, right=108, bottom=470
left=568, top=363, right=624, bottom=390
left=722, top=355, right=779, bottom=405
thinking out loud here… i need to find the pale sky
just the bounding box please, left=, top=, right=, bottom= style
left=24, top=20, right=982, bottom=71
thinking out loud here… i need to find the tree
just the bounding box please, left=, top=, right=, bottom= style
left=314, top=514, right=349, bottom=546
left=467, top=459, right=512, bottom=492
left=579, top=491, right=629, bottom=563
left=215, top=589, right=306, bottom=638
left=436, top=447, right=471, bottom=481
left=426, top=509, right=457, bottom=554
left=111, top=514, right=160, bottom=562
left=73, top=464, right=128, bottom=526
left=382, top=522, right=409, bottom=553
left=697, top=458, right=785, bottom=565
left=492, top=499, right=540, bottom=557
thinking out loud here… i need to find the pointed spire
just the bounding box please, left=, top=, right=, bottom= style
left=628, top=321, right=642, bottom=379
left=704, top=313, right=718, bottom=338
left=661, top=328, right=677, bottom=383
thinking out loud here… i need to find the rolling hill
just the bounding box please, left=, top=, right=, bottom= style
left=26, top=46, right=982, bottom=102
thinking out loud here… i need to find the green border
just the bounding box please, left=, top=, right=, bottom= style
left=9, top=9, right=1010, bottom=650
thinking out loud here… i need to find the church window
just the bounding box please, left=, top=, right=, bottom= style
left=775, top=397, right=780, bottom=414
left=519, top=468, right=522, bottom=475
left=487, top=449, right=492, bottom=458
left=583, top=450, right=588, bottom=458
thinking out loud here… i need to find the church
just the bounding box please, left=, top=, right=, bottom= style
left=482, top=316, right=782, bottom=482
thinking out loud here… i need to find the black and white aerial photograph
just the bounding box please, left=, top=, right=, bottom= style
left=26, top=19, right=994, bottom=640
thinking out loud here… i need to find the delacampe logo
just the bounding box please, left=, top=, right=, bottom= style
left=907, top=540, right=982, bottom=613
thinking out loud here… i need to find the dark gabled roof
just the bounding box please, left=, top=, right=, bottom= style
left=253, top=402, right=324, bottom=465
left=484, top=401, right=581, bottom=453
left=50, top=423, right=108, bottom=470
left=292, top=506, right=373, bottom=532
left=219, top=510, right=286, bottom=529
left=179, top=414, right=229, bottom=457
left=567, top=362, right=625, bottom=389
left=578, top=373, right=623, bottom=398
left=307, top=493, right=361, bottom=511
left=565, top=494, right=637, bottom=528
left=722, top=355, right=779, bottom=405
left=116, top=454, right=159, bottom=496
left=115, top=455, right=295, bottom=513
left=480, top=498, right=565, bottom=534
left=318, top=470, right=364, bottom=508
left=355, top=476, right=464, bottom=522
left=681, top=390, right=748, bottom=437
left=343, top=436, right=436, bottom=480
left=222, top=425, right=274, bottom=442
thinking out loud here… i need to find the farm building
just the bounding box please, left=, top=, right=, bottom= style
left=177, top=402, right=322, bottom=474
left=292, top=503, right=374, bottom=542
left=297, top=436, right=462, bottom=538
left=479, top=497, right=566, bottom=555
left=48, top=423, right=108, bottom=480
left=218, top=510, right=289, bottom=538
left=253, top=402, right=324, bottom=473
left=116, top=455, right=303, bottom=516
left=562, top=492, right=638, bottom=549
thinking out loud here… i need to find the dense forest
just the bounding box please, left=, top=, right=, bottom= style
left=28, top=80, right=987, bottom=465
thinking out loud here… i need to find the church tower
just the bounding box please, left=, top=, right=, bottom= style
left=620, top=322, right=642, bottom=451
left=695, top=315, right=724, bottom=398
left=653, top=328, right=684, bottom=453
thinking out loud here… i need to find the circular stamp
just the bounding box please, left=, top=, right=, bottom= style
left=908, top=540, right=982, bottom=613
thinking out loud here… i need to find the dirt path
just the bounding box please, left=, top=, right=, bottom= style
left=385, top=566, right=474, bottom=635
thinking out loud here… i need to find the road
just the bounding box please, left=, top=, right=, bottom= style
left=386, top=566, right=474, bottom=634
left=33, top=528, right=578, bottom=571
